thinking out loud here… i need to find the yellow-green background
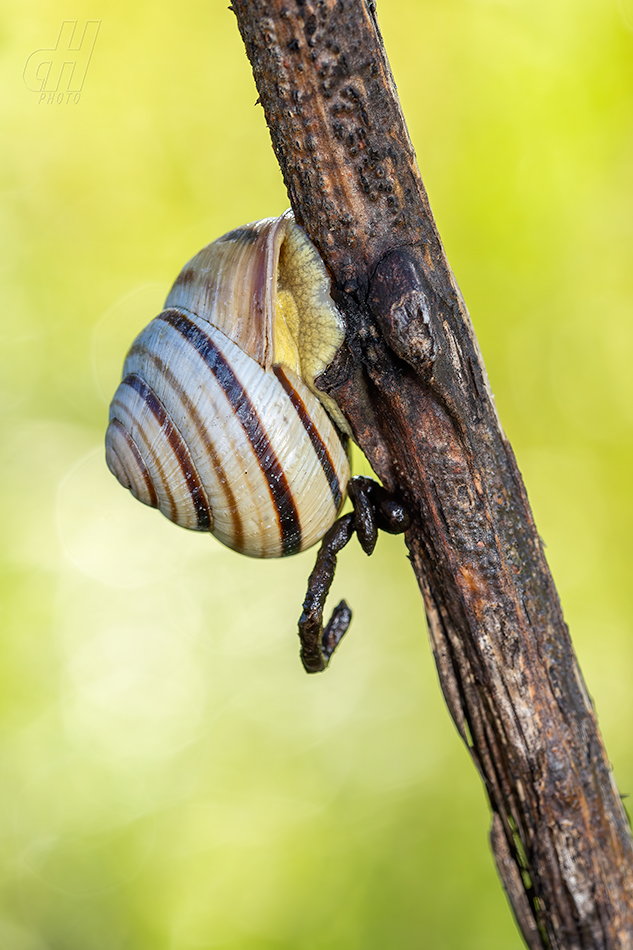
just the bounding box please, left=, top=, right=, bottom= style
left=2, top=1, right=632, bottom=947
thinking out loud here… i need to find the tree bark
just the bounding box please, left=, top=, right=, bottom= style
left=230, top=2, right=633, bottom=947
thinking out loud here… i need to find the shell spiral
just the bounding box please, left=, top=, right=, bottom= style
left=105, top=213, right=351, bottom=558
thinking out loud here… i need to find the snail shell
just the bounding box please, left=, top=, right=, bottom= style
left=105, top=212, right=351, bottom=558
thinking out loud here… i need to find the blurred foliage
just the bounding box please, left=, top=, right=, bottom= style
left=1, top=0, right=632, bottom=947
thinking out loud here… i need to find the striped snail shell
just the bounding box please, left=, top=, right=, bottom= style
left=105, top=211, right=351, bottom=558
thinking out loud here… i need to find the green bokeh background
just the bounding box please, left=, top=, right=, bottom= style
left=2, top=1, right=632, bottom=947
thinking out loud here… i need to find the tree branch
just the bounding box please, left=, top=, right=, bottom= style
left=231, top=2, right=633, bottom=947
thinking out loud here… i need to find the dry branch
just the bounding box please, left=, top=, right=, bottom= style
left=230, top=2, right=633, bottom=947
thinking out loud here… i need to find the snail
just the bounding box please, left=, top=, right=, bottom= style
left=106, top=211, right=410, bottom=671
left=106, top=211, right=351, bottom=559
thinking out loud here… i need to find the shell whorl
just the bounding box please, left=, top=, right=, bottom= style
left=164, top=212, right=349, bottom=433
left=165, top=216, right=284, bottom=370
left=105, top=213, right=351, bottom=559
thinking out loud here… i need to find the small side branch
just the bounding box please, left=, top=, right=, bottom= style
left=298, top=476, right=410, bottom=672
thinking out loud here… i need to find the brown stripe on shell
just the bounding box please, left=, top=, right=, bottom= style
left=272, top=365, right=344, bottom=510
left=161, top=308, right=302, bottom=556
left=112, top=383, right=185, bottom=524
left=121, top=373, right=212, bottom=531
left=171, top=266, right=196, bottom=294
left=216, top=226, right=261, bottom=245
left=127, top=342, right=242, bottom=549
left=107, top=417, right=158, bottom=508
left=111, top=390, right=178, bottom=522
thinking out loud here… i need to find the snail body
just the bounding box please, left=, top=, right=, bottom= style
left=106, top=212, right=351, bottom=558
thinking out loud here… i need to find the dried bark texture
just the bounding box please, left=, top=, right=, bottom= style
left=230, top=1, right=633, bottom=947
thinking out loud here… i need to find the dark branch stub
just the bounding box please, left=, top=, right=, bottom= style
left=298, top=514, right=354, bottom=674
left=298, top=476, right=410, bottom=673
